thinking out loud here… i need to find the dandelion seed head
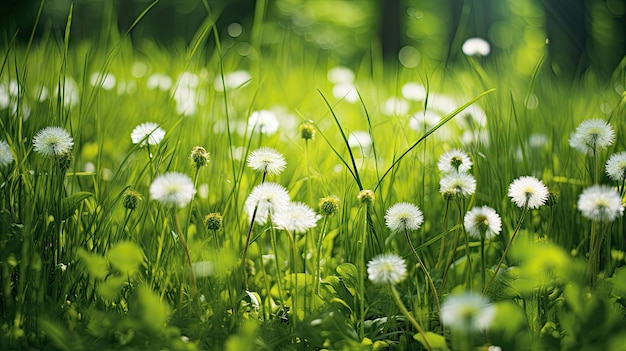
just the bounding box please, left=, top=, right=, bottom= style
left=577, top=184, right=624, bottom=222
left=0, top=140, right=14, bottom=166
left=33, top=126, right=74, bottom=157
left=150, top=172, right=196, bottom=208
left=367, top=253, right=407, bottom=285
left=568, top=119, right=615, bottom=155
left=274, top=202, right=319, bottom=233
left=247, top=147, right=287, bottom=175
left=464, top=206, right=502, bottom=240
left=244, top=182, right=290, bottom=225
left=606, top=152, right=626, bottom=182
left=131, top=122, right=165, bottom=146
left=440, top=173, right=477, bottom=199
left=249, top=110, right=280, bottom=135
left=441, top=292, right=495, bottom=332
left=384, top=202, right=424, bottom=232
left=508, top=176, right=549, bottom=209
left=462, top=37, right=491, bottom=56
left=438, top=149, right=472, bottom=173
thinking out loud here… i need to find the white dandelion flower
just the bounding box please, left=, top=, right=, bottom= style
left=248, top=110, right=280, bottom=136
left=131, top=122, right=166, bottom=146
left=146, top=73, right=172, bottom=91
left=89, top=72, right=116, bottom=90
left=440, top=173, right=477, bottom=198
left=327, top=66, right=355, bottom=84
left=462, top=37, right=491, bottom=57
left=606, top=152, right=626, bottom=182
left=568, top=119, right=615, bottom=155
left=150, top=172, right=196, bottom=208
left=381, top=97, right=410, bottom=116
left=348, top=131, right=372, bottom=153
left=384, top=202, right=424, bottom=232
left=0, top=140, right=14, bottom=166
left=508, top=176, right=549, bottom=209
left=244, top=182, right=291, bottom=225
left=464, top=206, right=502, bottom=240
left=32, top=127, right=74, bottom=157
left=367, top=253, right=407, bottom=285
left=401, top=82, right=426, bottom=102
left=214, top=70, right=251, bottom=91
left=332, top=83, right=359, bottom=103
left=274, top=202, right=319, bottom=233
left=438, top=149, right=473, bottom=174
left=577, top=184, right=624, bottom=222
left=440, top=292, right=496, bottom=332
left=409, top=110, right=441, bottom=133
left=247, top=147, right=287, bottom=175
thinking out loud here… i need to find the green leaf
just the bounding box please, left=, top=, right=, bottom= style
left=60, top=192, right=93, bottom=220
left=413, top=332, right=450, bottom=351
left=137, top=285, right=171, bottom=331
left=336, top=263, right=358, bottom=285
left=610, top=266, right=626, bottom=297
left=77, top=248, right=108, bottom=280
left=106, top=241, right=143, bottom=276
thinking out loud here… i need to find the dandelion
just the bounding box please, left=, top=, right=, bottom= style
left=348, top=131, right=373, bottom=153
left=462, top=37, right=491, bottom=57
left=214, top=70, right=251, bottom=91
left=381, top=97, right=410, bottom=116
left=248, top=110, right=280, bottom=135
left=384, top=202, right=424, bottom=232
left=122, top=188, right=142, bottom=211
left=131, top=122, right=165, bottom=146
left=357, top=189, right=375, bottom=206
left=327, top=66, right=355, bottom=84
left=606, top=152, right=626, bottom=182
left=0, top=140, right=14, bottom=166
left=33, top=126, right=74, bottom=157
left=577, top=185, right=624, bottom=222
left=568, top=119, right=615, bottom=155
left=274, top=202, right=319, bottom=233
left=367, top=253, right=407, bottom=285
left=150, top=172, right=196, bottom=208
left=89, top=72, right=116, bottom=90
left=319, top=196, right=339, bottom=216
left=438, top=149, right=472, bottom=173
left=204, top=212, right=223, bottom=231
left=299, top=120, right=316, bottom=141
left=401, top=82, right=426, bottom=102
left=244, top=182, right=290, bottom=225
left=190, top=146, right=210, bottom=169
left=464, top=206, right=502, bottom=240
left=440, top=173, right=477, bottom=199
left=332, top=83, right=359, bottom=103
left=146, top=73, right=172, bottom=91
left=508, top=176, right=549, bottom=209
left=247, top=147, right=287, bottom=176
left=440, top=292, right=495, bottom=332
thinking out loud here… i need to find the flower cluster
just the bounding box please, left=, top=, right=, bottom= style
left=438, top=149, right=476, bottom=199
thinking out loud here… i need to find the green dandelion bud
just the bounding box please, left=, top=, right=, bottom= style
left=204, top=212, right=223, bottom=231
left=123, top=188, right=142, bottom=211
left=358, top=189, right=375, bottom=206
left=319, top=196, right=339, bottom=216
left=299, top=121, right=316, bottom=141
left=191, top=146, right=210, bottom=169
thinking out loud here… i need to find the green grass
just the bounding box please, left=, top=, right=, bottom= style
left=1, top=5, right=626, bottom=351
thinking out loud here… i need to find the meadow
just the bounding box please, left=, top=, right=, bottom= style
left=1, top=4, right=626, bottom=350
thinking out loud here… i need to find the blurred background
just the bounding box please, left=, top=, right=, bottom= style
left=1, top=0, right=625, bottom=81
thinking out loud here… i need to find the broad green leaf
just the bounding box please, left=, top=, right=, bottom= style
left=336, top=263, right=359, bottom=286
left=413, top=332, right=450, bottom=351
left=77, top=248, right=108, bottom=280
left=60, top=192, right=93, bottom=220
left=106, top=241, right=143, bottom=276
left=137, top=285, right=171, bottom=331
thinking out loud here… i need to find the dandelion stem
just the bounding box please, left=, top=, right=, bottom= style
left=314, top=216, right=329, bottom=295
left=269, top=220, right=286, bottom=311
left=440, top=204, right=463, bottom=293
left=436, top=199, right=451, bottom=270
left=404, top=228, right=440, bottom=313
left=480, top=236, right=486, bottom=292
left=172, top=210, right=197, bottom=297
left=484, top=206, right=528, bottom=293
left=390, top=285, right=433, bottom=351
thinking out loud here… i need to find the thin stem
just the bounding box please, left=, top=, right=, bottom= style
left=390, top=285, right=433, bottom=351
left=480, top=236, right=486, bottom=292
left=287, top=230, right=299, bottom=325
left=404, top=228, right=441, bottom=313
left=315, top=216, right=329, bottom=295
left=484, top=206, right=528, bottom=293
left=359, top=206, right=368, bottom=339
left=270, top=220, right=286, bottom=311
left=436, top=200, right=451, bottom=270
left=440, top=204, right=463, bottom=293
left=173, top=210, right=197, bottom=297
left=462, top=225, right=473, bottom=291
